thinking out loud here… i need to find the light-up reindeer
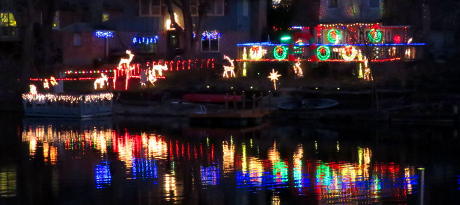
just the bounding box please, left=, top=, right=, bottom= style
left=94, top=73, right=109, bottom=90
left=222, top=55, right=236, bottom=78
left=117, top=50, right=135, bottom=70
left=293, top=61, right=303, bottom=78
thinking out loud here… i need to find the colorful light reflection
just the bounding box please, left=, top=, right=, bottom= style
left=95, top=161, right=112, bottom=189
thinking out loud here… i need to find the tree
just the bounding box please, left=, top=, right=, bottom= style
left=165, top=0, right=209, bottom=57
left=13, top=0, right=59, bottom=85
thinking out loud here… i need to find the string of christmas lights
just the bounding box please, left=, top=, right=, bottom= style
left=95, top=31, right=114, bottom=39
left=22, top=92, right=114, bottom=104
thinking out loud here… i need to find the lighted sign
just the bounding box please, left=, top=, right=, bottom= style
left=133, top=36, right=159, bottom=45
left=95, top=30, right=114, bottom=38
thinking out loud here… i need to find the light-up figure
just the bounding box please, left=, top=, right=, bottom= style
left=293, top=61, right=303, bottom=78
left=341, top=46, right=358, bottom=61
left=249, top=46, right=267, bottom=60
left=29, top=85, right=37, bottom=95
left=49, top=76, right=58, bottom=87
left=363, top=58, right=373, bottom=81
left=43, top=79, right=50, bottom=89
left=222, top=55, right=236, bottom=78
left=147, top=69, right=158, bottom=86
left=268, top=69, right=281, bottom=90
left=94, top=73, right=109, bottom=90
left=152, top=64, right=168, bottom=77
left=117, top=50, right=135, bottom=70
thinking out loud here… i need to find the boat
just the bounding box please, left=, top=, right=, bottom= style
left=277, top=97, right=303, bottom=110
left=302, top=98, right=339, bottom=110
left=22, top=92, right=113, bottom=118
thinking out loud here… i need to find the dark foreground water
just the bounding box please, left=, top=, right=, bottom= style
left=0, top=116, right=459, bottom=204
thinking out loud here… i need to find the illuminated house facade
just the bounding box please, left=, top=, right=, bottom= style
left=237, top=0, right=424, bottom=79
left=58, top=0, right=267, bottom=66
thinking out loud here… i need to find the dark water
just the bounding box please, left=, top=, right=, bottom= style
left=0, top=116, right=459, bottom=204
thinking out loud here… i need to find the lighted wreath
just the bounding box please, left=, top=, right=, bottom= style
left=340, top=46, right=358, bottom=61
left=316, top=46, right=331, bottom=61
left=368, top=29, right=383, bottom=43
left=273, top=46, right=288, bottom=60
left=327, top=29, right=342, bottom=44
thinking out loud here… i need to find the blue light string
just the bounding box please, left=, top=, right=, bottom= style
left=95, top=30, right=114, bottom=39
left=132, top=36, right=159, bottom=45
left=237, top=42, right=426, bottom=47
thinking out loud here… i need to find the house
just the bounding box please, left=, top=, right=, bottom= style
left=319, top=0, right=382, bottom=23
left=0, top=0, right=19, bottom=42
left=57, top=0, right=268, bottom=66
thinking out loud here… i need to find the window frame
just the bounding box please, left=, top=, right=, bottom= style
left=201, top=37, right=220, bottom=53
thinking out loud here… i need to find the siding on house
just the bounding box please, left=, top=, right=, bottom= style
left=319, top=0, right=382, bottom=23
left=59, top=0, right=267, bottom=65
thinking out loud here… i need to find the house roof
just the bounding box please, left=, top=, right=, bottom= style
left=60, top=22, right=107, bottom=32
left=59, top=0, right=125, bottom=11
left=102, top=16, right=161, bottom=33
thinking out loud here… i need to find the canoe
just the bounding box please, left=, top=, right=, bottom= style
left=302, top=98, right=339, bottom=110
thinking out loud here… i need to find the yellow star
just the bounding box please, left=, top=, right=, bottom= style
left=268, top=69, right=281, bottom=90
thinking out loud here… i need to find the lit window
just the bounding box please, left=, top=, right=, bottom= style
left=328, top=0, right=338, bottom=8
left=369, top=0, right=379, bottom=8
left=52, top=11, right=59, bottom=29
left=0, top=13, right=17, bottom=27
left=102, top=13, right=110, bottom=22
left=73, top=33, right=82, bottom=46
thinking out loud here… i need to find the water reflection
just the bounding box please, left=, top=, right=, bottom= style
left=20, top=122, right=424, bottom=204
left=0, top=165, right=16, bottom=198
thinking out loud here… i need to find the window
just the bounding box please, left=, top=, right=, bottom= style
left=139, top=0, right=162, bottom=16
left=207, top=0, right=225, bottom=16
left=201, top=31, right=220, bottom=52
left=202, top=38, right=219, bottom=52
left=328, top=0, right=338, bottom=8
left=0, top=13, right=16, bottom=27
left=369, top=0, right=379, bottom=8
left=102, top=12, right=110, bottom=22
left=73, top=33, right=82, bottom=46
left=52, top=11, right=60, bottom=29
left=0, top=12, right=17, bottom=37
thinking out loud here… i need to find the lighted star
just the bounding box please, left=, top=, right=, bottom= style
left=268, top=69, right=281, bottom=90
